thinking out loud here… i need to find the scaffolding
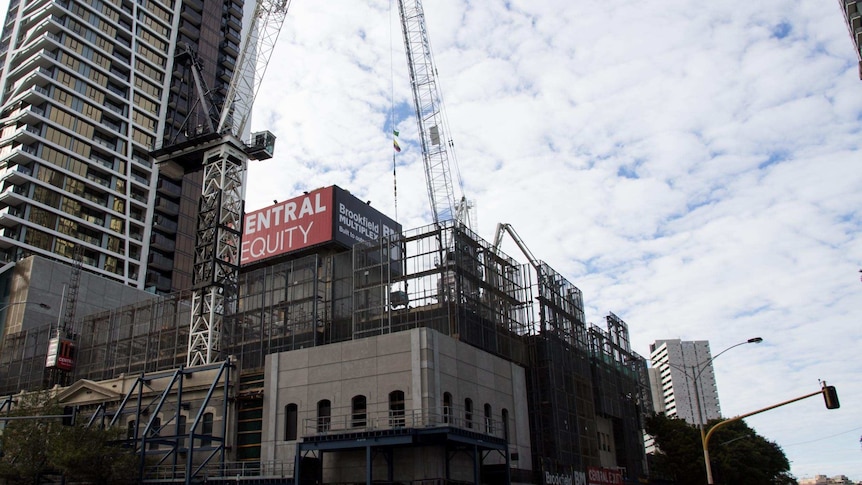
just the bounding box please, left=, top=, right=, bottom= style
left=0, top=219, right=651, bottom=482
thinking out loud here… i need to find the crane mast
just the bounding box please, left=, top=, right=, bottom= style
left=397, top=0, right=462, bottom=226
left=153, top=0, right=290, bottom=367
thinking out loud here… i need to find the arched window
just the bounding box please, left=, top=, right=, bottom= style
left=285, top=403, right=298, bottom=440
left=442, top=392, right=452, bottom=424
left=484, top=403, right=493, bottom=434
left=502, top=408, right=510, bottom=442
left=352, top=395, right=367, bottom=428
left=389, top=390, right=405, bottom=427
left=317, top=400, right=331, bottom=432
left=464, top=398, right=473, bottom=429
left=127, top=420, right=136, bottom=440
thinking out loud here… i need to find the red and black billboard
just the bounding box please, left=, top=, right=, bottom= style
left=241, top=185, right=401, bottom=266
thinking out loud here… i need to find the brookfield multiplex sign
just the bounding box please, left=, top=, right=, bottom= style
left=241, top=185, right=401, bottom=266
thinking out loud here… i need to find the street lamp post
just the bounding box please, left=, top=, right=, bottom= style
left=663, top=337, right=763, bottom=485
left=700, top=337, right=762, bottom=485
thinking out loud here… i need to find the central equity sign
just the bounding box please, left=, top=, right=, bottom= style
left=240, top=185, right=401, bottom=266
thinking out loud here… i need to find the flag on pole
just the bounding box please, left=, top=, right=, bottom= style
left=393, top=130, right=402, bottom=152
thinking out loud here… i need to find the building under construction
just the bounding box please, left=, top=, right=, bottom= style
left=0, top=186, right=651, bottom=484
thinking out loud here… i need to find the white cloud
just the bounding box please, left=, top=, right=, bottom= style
left=246, top=1, right=862, bottom=479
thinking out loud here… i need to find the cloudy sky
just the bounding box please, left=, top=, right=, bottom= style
left=240, top=0, right=862, bottom=479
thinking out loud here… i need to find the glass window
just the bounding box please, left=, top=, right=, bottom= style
left=443, top=392, right=452, bottom=424
left=464, top=398, right=473, bottom=429
left=484, top=403, right=492, bottom=434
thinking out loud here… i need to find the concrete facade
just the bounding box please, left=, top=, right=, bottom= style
left=261, top=327, right=532, bottom=483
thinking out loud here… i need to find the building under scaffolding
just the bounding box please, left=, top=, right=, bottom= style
left=0, top=206, right=651, bottom=484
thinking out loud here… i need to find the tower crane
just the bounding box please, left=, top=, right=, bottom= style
left=397, top=0, right=472, bottom=230
left=152, top=0, right=291, bottom=367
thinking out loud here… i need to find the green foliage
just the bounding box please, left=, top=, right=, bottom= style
left=0, top=393, right=138, bottom=485
left=645, top=414, right=797, bottom=485
left=0, top=392, right=61, bottom=485
left=50, top=425, right=139, bottom=485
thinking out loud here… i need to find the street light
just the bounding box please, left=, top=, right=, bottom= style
left=694, top=337, right=763, bottom=485
left=662, top=337, right=763, bottom=485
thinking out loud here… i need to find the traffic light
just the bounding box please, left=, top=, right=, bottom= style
left=823, top=385, right=840, bottom=410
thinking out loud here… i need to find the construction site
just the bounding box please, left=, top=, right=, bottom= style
left=0, top=211, right=652, bottom=484
left=0, top=0, right=653, bottom=483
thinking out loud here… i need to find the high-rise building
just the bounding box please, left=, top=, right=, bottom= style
left=837, top=0, right=862, bottom=79
left=0, top=0, right=243, bottom=293
left=649, top=339, right=721, bottom=425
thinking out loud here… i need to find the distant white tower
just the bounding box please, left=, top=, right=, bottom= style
left=649, top=339, right=721, bottom=425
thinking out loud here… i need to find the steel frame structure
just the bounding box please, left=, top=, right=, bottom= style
left=188, top=138, right=246, bottom=367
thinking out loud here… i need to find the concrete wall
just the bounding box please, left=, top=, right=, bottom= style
left=261, top=327, right=532, bottom=481
left=3, top=255, right=156, bottom=336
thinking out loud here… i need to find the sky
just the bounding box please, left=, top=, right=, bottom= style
left=238, top=1, right=862, bottom=480
left=5, top=0, right=859, bottom=479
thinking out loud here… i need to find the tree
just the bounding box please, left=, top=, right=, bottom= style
left=0, top=392, right=60, bottom=485
left=49, top=424, right=139, bottom=485
left=0, top=392, right=138, bottom=485
left=645, top=414, right=797, bottom=485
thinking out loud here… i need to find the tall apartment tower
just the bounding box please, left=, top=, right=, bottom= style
left=0, top=0, right=244, bottom=293
left=649, top=339, right=721, bottom=425
left=838, top=0, right=862, bottom=79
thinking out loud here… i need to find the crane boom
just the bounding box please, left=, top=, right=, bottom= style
left=218, top=0, right=292, bottom=136
left=397, top=0, right=460, bottom=226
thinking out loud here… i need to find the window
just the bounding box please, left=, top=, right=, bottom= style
left=284, top=403, right=297, bottom=441
left=443, top=392, right=452, bottom=424
left=316, top=400, right=330, bottom=432
left=464, top=398, right=473, bottom=429
left=127, top=420, right=136, bottom=439
left=389, top=390, right=405, bottom=427
left=502, top=409, right=509, bottom=442
left=484, top=403, right=493, bottom=434
left=177, top=415, right=186, bottom=448
left=148, top=417, right=160, bottom=450
left=351, top=395, right=366, bottom=428
left=201, top=412, right=213, bottom=447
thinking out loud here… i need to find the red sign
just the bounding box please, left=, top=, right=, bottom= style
left=587, top=467, right=624, bottom=485
left=241, top=187, right=334, bottom=265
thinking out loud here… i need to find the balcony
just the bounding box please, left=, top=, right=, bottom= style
left=0, top=144, right=38, bottom=166
left=154, top=196, right=179, bottom=216
left=153, top=214, right=178, bottom=233
left=147, top=251, right=174, bottom=271
left=0, top=206, right=23, bottom=227
left=0, top=227, right=21, bottom=248
left=156, top=178, right=181, bottom=198
left=145, top=270, right=171, bottom=292
left=150, top=232, right=176, bottom=252
left=0, top=184, right=28, bottom=206
left=2, top=163, right=34, bottom=184
left=180, top=5, right=202, bottom=24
